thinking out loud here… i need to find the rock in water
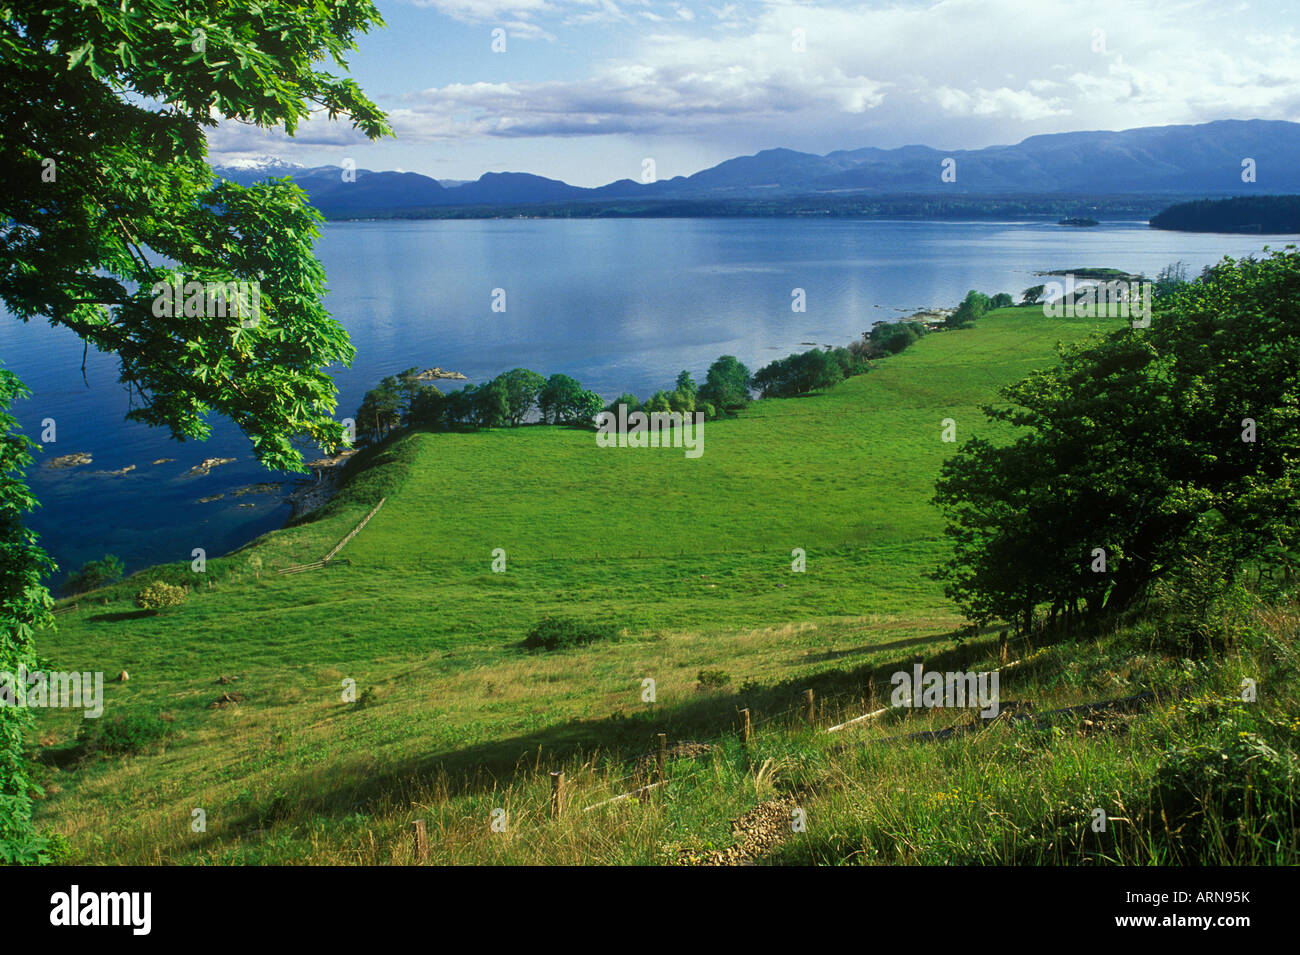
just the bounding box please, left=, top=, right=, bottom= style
left=48, top=452, right=92, bottom=469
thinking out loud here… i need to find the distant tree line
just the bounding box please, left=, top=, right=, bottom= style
left=750, top=288, right=1019, bottom=399
left=354, top=367, right=606, bottom=444
left=353, top=355, right=766, bottom=445
left=353, top=289, right=1022, bottom=443
left=1149, top=195, right=1300, bottom=234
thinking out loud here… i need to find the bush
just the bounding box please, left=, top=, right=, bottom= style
left=1148, top=554, right=1255, bottom=655
left=697, top=669, right=730, bottom=689
left=1151, top=729, right=1300, bottom=862
left=869, top=321, right=925, bottom=355
left=524, top=616, right=618, bottom=651
left=847, top=336, right=879, bottom=361
left=77, top=713, right=170, bottom=755
left=134, top=581, right=187, bottom=612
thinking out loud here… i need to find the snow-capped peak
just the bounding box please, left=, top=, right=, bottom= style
left=214, top=155, right=305, bottom=173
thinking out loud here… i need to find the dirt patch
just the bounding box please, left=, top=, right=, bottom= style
left=209, top=692, right=247, bottom=709
left=679, top=795, right=798, bottom=866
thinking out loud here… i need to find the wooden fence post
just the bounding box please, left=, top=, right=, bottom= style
left=656, top=733, right=667, bottom=782
left=412, top=819, right=428, bottom=861
left=804, top=688, right=816, bottom=725
left=999, top=630, right=1009, bottom=664
left=739, top=708, right=751, bottom=747
left=550, top=771, right=565, bottom=817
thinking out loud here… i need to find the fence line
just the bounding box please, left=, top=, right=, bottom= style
left=570, top=628, right=1048, bottom=813
left=276, top=496, right=387, bottom=575
left=323, top=497, right=387, bottom=562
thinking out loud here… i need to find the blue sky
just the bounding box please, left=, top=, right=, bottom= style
left=208, top=0, right=1300, bottom=186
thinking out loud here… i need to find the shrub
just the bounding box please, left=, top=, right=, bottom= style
left=1151, top=730, right=1300, bottom=862
left=524, top=616, right=618, bottom=651
left=135, top=581, right=187, bottom=612
left=829, top=346, right=868, bottom=377
left=869, top=321, right=924, bottom=355
left=77, top=713, right=170, bottom=755
left=989, top=292, right=1015, bottom=309
left=697, top=669, right=730, bottom=689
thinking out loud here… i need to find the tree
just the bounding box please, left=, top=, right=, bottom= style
left=605, top=393, right=641, bottom=419
left=948, top=290, right=990, bottom=329
left=63, top=554, right=125, bottom=597
left=674, top=370, right=698, bottom=402
left=1154, top=261, right=1190, bottom=302
left=644, top=390, right=673, bottom=414
left=444, top=385, right=478, bottom=428
left=355, top=377, right=403, bottom=445
left=406, top=386, right=445, bottom=430
left=570, top=390, right=605, bottom=426
left=989, top=292, right=1015, bottom=309
left=0, top=371, right=54, bottom=862
left=539, top=373, right=583, bottom=424
left=934, top=249, right=1300, bottom=634
left=753, top=349, right=844, bottom=398
left=0, top=0, right=390, bottom=859
left=698, top=356, right=752, bottom=411
left=474, top=379, right=511, bottom=429
left=1021, top=285, right=1046, bottom=305
left=496, top=368, right=545, bottom=426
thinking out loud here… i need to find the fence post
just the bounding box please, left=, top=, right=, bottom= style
left=739, top=708, right=751, bottom=747
left=999, top=630, right=1009, bottom=664
left=412, top=819, right=428, bottom=861
left=656, top=733, right=667, bottom=782
left=550, top=771, right=566, bottom=817
left=804, top=688, right=816, bottom=725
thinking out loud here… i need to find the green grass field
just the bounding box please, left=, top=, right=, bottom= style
left=32, top=303, right=1297, bottom=865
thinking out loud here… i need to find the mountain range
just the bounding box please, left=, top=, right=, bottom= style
left=214, top=119, right=1300, bottom=218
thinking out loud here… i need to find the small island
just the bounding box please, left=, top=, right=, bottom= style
left=1057, top=217, right=1099, bottom=227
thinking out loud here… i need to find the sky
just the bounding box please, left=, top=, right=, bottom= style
left=206, top=0, right=1300, bottom=186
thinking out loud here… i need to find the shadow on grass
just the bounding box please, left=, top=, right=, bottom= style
left=799, top=623, right=1003, bottom=663
left=85, top=609, right=156, bottom=623
left=204, top=625, right=1039, bottom=842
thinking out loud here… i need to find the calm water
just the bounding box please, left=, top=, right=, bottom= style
left=1, top=218, right=1291, bottom=584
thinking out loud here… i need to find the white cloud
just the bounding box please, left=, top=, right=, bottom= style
left=211, top=0, right=1300, bottom=167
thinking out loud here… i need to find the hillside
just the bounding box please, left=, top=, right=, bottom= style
left=30, top=305, right=1297, bottom=865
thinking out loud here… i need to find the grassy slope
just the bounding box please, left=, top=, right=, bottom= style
left=32, top=305, right=1168, bottom=862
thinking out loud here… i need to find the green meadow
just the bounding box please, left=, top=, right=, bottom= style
left=30, top=303, right=1298, bottom=865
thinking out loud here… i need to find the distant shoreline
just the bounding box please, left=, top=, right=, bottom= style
left=316, top=193, right=1179, bottom=223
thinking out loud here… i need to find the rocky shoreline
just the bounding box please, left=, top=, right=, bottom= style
left=285, top=449, right=358, bottom=520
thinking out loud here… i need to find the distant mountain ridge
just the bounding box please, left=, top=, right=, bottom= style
left=213, top=119, right=1300, bottom=218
